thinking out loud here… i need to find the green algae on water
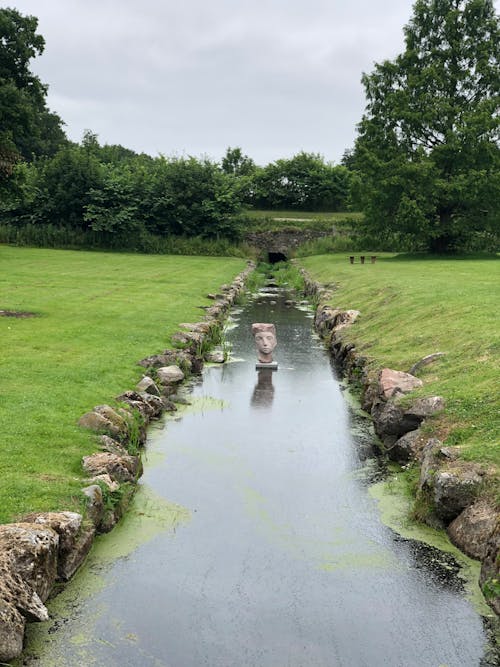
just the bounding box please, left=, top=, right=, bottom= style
left=17, top=485, right=190, bottom=666
left=369, top=474, right=493, bottom=616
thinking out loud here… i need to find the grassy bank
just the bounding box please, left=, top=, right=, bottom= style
left=0, top=246, right=246, bottom=523
left=297, top=253, right=500, bottom=474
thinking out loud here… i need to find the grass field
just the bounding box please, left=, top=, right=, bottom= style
left=298, top=253, right=500, bottom=472
left=243, top=209, right=362, bottom=233
left=0, top=246, right=246, bottom=523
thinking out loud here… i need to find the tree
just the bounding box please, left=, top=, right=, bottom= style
left=0, top=8, right=66, bottom=162
left=221, top=147, right=256, bottom=177
left=353, top=0, right=500, bottom=252
left=145, top=156, right=244, bottom=239
left=251, top=152, right=351, bottom=211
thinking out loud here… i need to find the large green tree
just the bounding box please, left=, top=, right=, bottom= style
left=353, top=0, right=499, bottom=252
left=250, top=152, right=351, bottom=211
left=0, top=8, right=66, bottom=162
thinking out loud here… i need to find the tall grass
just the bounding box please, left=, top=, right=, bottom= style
left=0, top=223, right=255, bottom=258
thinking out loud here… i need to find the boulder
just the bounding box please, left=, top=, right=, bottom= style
left=135, top=375, right=160, bottom=396
left=378, top=369, right=423, bottom=400
left=0, top=523, right=59, bottom=602
left=386, top=429, right=425, bottom=462
left=82, top=452, right=141, bottom=483
left=433, top=465, right=484, bottom=523
left=447, top=501, right=498, bottom=560
left=99, top=435, right=129, bottom=457
left=138, top=350, right=193, bottom=372
left=405, top=396, right=445, bottom=420
left=82, top=484, right=105, bottom=527
left=78, top=410, right=121, bottom=438
left=205, top=349, right=225, bottom=363
left=21, top=512, right=95, bottom=581
left=86, top=473, right=119, bottom=492
left=371, top=401, right=406, bottom=442
left=333, top=309, right=360, bottom=332
left=94, top=405, right=128, bottom=434
left=480, top=517, right=500, bottom=614
left=156, top=365, right=185, bottom=385
left=0, top=598, right=25, bottom=663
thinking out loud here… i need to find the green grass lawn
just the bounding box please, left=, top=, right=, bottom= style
left=0, top=246, right=246, bottom=523
left=298, top=253, right=500, bottom=470
left=243, top=209, right=362, bottom=233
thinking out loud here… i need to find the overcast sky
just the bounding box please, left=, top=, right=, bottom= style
left=5, top=0, right=469, bottom=164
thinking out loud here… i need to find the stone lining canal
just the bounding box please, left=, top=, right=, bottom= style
left=22, top=285, right=493, bottom=666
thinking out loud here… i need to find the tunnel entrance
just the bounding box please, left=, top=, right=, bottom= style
left=268, top=251, right=288, bottom=264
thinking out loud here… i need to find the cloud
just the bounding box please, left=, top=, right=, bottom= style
left=13, top=0, right=426, bottom=163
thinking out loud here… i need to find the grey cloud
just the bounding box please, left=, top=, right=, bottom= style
left=13, top=0, right=437, bottom=163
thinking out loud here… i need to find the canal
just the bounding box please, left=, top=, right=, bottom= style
left=21, top=284, right=494, bottom=666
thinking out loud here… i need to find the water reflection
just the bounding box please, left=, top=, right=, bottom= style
left=250, top=368, right=276, bottom=409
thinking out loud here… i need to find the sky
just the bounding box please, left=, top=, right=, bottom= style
left=6, top=0, right=451, bottom=164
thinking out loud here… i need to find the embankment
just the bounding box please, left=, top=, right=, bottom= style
left=301, top=268, right=499, bottom=617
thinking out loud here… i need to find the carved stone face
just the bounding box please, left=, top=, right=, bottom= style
left=254, top=331, right=276, bottom=355
left=252, top=323, right=277, bottom=363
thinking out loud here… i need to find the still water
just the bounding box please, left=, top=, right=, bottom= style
left=24, top=287, right=493, bottom=666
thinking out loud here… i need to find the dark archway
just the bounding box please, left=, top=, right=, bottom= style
left=268, top=251, right=287, bottom=264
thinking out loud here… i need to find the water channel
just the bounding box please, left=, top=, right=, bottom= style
left=22, top=285, right=495, bottom=666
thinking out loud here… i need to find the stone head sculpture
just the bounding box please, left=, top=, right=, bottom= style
left=252, top=323, right=277, bottom=364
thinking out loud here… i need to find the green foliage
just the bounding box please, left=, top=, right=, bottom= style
left=249, top=152, right=351, bottom=211
left=353, top=0, right=500, bottom=253
left=0, top=7, right=66, bottom=161
left=221, top=146, right=256, bottom=177
left=0, top=223, right=252, bottom=257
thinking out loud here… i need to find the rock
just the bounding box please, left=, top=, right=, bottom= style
left=138, top=392, right=164, bottom=417
left=138, top=350, right=193, bottom=372
left=205, top=349, right=225, bottom=363
left=82, top=452, right=141, bottom=483
left=386, top=429, right=425, bottom=462
left=21, top=512, right=95, bottom=581
left=86, top=474, right=120, bottom=492
left=447, top=501, right=498, bottom=560
left=82, top=484, right=105, bottom=527
left=405, top=396, right=445, bottom=420
left=371, top=401, right=406, bottom=441
left=78, top=410, right=121, bottom=438
left=0, top=598, right=25, bottom=663
left=378, top=369, right=423, bottom=400
left=0, top=523, right=59, bottom=602
left=0, top=563, right=48, bottom=622
left=418, top=439, right=443, bottom=490
left=480, top=517, right=500, bottom=614
left=135, top=375, right=160, bottom=396
left=94, top=405, right=128, bottom=434
left=171, top=331, right=203, bottom=347
left=156, top=365, right=185, bottom=385
left=333, top=309, right=360, bottom=332
left=99, top=435, right=129, bottom=457
left=433, top=465, right=484, bottom=522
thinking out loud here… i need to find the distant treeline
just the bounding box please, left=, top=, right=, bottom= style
left=1, top=4, right=499, bottom=254
left=0, top=138, right=352, bottom=247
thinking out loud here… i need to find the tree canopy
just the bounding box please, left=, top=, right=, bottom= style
left=352, top=0, right=499, bottom=252
left=0, top=7, right=66, bottom=162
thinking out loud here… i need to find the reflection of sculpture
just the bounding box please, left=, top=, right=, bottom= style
left=251, top=323, right=277, bottom=364
left=251, top=369, right=275, bottom=409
